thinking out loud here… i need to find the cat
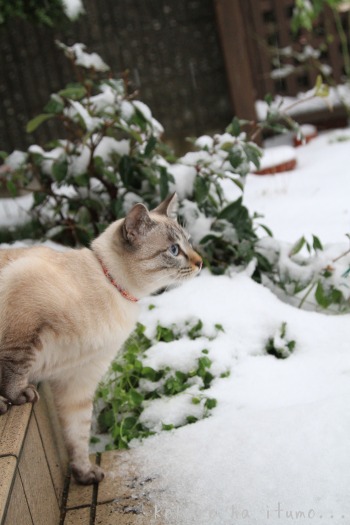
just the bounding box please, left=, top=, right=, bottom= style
left=0, top=193, right=202, bottom=484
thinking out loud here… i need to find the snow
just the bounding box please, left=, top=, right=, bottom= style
left=255, top=145, right=296, bottom=171
left=94, top=137, right=130, bottom=159
left=1, top=127, right=350, bottom=524
left=61, top=0, right=84, bottom=20
left=125, top=271, right=350, bottom=525
left=120, top=129, right=350, bottom=524
left=255, top=84, right=350, bottom=119
left=243, top=129, right=350, bottom=243
left=57, top=42, right=109, bottom=72
left=66, top=100, right=103, bottom=132
left=0, top=194, right=33, bottom=227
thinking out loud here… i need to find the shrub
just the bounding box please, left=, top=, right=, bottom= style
left=0, top=0, right=84, bottom=26
left=0, top=41, right=270, bottom=276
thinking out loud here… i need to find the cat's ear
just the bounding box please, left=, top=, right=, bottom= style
left=123, top=203, right=155, bottom=244
left=152, top=193, right=178, bottom=220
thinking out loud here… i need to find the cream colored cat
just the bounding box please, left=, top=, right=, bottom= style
left=0, top=193, right=202, bottom=484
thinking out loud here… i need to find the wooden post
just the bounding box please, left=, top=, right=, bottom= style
left=214, top=0, right=257, bottom=120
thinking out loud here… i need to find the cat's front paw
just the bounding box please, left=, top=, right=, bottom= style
left=0, top=395, right=10, bottom=415
left=71, top=463, right=105, bottom=485
left=12, top=385, right=40, bottom=406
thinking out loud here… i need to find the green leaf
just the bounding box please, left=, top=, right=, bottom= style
left=228, top=149, right=243, bottom=169
left=58, top=85, right=87, bottom=100
left=244, top=143, right=262, bottom=169
left=144, top=135, right=157, bottom=157
left=0, top=151, right=8, bottom=160
left=194, top=175, right=210, bottom=204
left=289, top=236, right=305, bottom=256
left=26, top=113, right=54, bottom=133
left=227, top=117, right=241, bottom=137
left=192, top=397, right=201, bottom=405
left=52, top=158, right=68, bottom=182
left=44, top=96, right=64, bottom=114
left=6, top=180, right=17, bottom=197
left=186, top=416, right=198, bottom=424
left=33, top=192, right=47, bottom=205
left=331, top=288, right=343, bottom=304
left=258, top=223, right=274, bottom=237
left=156, top=324, right=177, bottom=342
left=187, top=319, right=203, bottom=339
left=312, top=235, right=323, bottom=251
left=141, top=367, right=158, bottom=381
left=159, top=167, right=169, bottom=200
left=75, top=174, right=90, bottom=187
left=198, top=356, right=212, bottom=370
left=314, top=75, right=329, bottom=98
left=315, top=281, right=331, bottom=308
left=264, top=93, right=274, bottom=105
left=204, top=398, right=217, bottom=410
left=129, top=389, right=144, bottom=407
left=162, top=423, right=174, bottom=431
left=230, top=177, right=244, bottom=191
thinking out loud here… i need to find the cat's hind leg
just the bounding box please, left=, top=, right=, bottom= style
left=0, top=359, right=40, bottom=412
left=0, top=328, right=41, bottom=413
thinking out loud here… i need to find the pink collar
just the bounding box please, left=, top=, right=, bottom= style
left=97, top=257, right=139, bottom=303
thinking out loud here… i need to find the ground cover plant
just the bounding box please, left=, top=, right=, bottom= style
left=95, top=318, right=226, bottom=449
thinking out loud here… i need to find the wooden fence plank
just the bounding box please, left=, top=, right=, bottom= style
left=214, top=0, right=257, bottom=119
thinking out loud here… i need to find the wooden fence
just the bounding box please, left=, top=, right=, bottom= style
left=0, top=0, right=232, bottom=153
left=216, top=0, right=349, bottom=125
left=0, top=0, right=349, bottom=154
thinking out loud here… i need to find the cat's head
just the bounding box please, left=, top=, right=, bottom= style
left=93, top=193, right=202, bottom=298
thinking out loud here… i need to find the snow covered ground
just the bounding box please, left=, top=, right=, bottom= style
left=125, top=129, right=350, bottom=525
left=1, top=128, right=350, bottom=524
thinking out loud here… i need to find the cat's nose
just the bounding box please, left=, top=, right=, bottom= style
left=195, top=259, right=203, bottom=271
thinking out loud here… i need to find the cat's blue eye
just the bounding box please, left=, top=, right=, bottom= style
left=169, top=244, right=180, bottom=256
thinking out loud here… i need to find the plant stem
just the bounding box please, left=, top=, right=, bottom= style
left=298, top=281, right=317, bottom=309
left=332, top=7, right=350, bottom=80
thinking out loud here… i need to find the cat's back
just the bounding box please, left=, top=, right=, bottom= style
left=0, top=244, right=134, bottom=326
